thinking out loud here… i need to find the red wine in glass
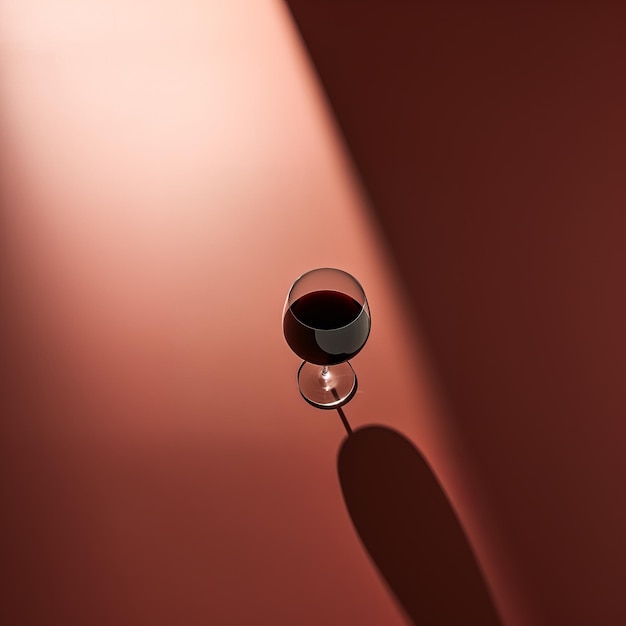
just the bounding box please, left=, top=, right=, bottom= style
left=283, top=269, right=370, bottom=409
left=284, top=290, right=369, bottom=365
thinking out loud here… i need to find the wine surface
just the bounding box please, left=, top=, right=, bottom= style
left=283, top=290, right=370, bottom=365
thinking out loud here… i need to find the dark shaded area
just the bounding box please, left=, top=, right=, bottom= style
left=338, top=426, right=501, bottom=626
left=286, top=2, right=626, bottom=624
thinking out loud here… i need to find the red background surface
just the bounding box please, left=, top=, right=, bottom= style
left=2, top=1, right=625, bottom=624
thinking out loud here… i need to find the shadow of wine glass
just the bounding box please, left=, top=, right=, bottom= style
left=338, top=425, right=502, bottom=626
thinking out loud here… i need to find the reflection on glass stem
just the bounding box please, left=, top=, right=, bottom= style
left=320, top=366, right=332, bottom=390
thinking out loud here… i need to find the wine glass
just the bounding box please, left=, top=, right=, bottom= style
left=283, top=268, right=371, bottom=409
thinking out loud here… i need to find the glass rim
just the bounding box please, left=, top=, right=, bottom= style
left=286, top=267, right=369, bottom=330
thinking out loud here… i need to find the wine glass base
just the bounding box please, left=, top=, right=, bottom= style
left=297, top=361, right=358, bottom=410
